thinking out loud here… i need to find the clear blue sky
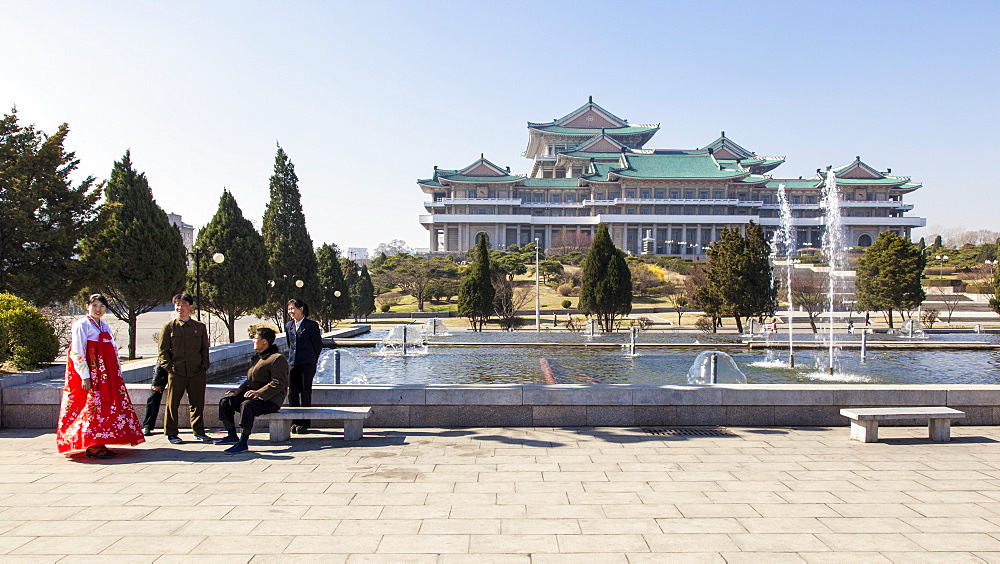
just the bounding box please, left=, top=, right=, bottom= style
left=3, top=1, right=997, bottom=252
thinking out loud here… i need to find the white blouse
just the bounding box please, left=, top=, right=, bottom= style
left=69, top=316, right=118, bottom=381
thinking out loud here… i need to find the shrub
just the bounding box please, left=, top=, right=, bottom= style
left=0, top=293, right=60, bottom=370
left=558, top=284, right=573, bottom=296
left=561, top=299, right=572, bottom=309
left=920, top=308, right=939, bottom=328
left=923, top=279, right=963, bottom=287
left=380, top=304, right=391, bottom=313
left=966, top=284, right=994, bottom=294
left=695, top=316, right=715, bottom=334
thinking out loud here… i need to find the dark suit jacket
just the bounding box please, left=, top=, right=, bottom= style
left=285, top=317, right=322, bottom=367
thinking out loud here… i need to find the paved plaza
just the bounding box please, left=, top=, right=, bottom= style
left=3, top=425, right=1000, bottom=562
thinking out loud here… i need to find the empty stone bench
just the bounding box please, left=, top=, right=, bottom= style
left=840, top=407, right=965, bottom=443
left=258, top=407, right=372, bottom=442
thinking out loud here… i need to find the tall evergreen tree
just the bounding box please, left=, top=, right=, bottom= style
left=457, top=234, right=495, bottom=331
left=341, top=257, right=360, bottom=320
left=855, top=231, right=926, bottom=328
left=315, top=243, right=351, bottom=330
left=351, top=264, right=375, bottom=321
left=191, top=190, right=268, bottom=343
left=578, top=223, right=632, bottom=332
left=80, top=151, right=187, bottom=358
left=0, top=109, right=102, bottom=305
left=703, top=222, right=778, bottom=333
left=260, top=145, right=318, bottom=325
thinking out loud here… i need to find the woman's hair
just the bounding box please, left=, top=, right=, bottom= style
left=255, top=326, right=277, bottom=346
left=88, top=293, right=109, bottom=307
left=287, top=298, right=309, bottom=318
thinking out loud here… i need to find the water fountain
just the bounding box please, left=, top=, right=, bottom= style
left=821, top=168, right=846, bottom=375
left=896, top=318, right=927, bottom=339
left=775, top=182, right=796, bottom=366
left=315, top=348, right=368, bottom=384
left=422, top=318, right=451, bottom=337
left=687, top=351, right=747, bottom=384
left=376, top=323, right=428, bottom=355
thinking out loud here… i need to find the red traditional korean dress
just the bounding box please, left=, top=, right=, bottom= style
left=56, top=316, right=145, bottom=454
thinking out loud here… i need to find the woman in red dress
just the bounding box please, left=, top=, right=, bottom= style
left=56, top=294, right=145, bottom=458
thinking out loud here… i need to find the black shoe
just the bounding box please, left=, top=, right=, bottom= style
left=167, top=436, right=183, bottom=444
left=192, top=434, right=213, bottom=442
left=214, top=435, right=239, bottom=445
left=224, top=442, right=249, bottom=455
left=85, top=447, right=114, bottom=459
left=143, top=428, right=155, bottom=436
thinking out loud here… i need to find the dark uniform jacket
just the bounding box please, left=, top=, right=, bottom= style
left=285, top=317, right=323, bottom=366
left=158, top=318, right=210, bottom=378
left=238, top=344, right=289, bottom=406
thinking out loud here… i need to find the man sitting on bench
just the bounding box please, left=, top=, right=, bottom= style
left=215, top=327, right=289, bottom=455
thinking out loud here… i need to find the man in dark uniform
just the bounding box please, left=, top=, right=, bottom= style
left=159, top=293, right=211, bottom=444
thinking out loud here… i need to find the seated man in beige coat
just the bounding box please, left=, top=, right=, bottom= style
left=214, top=326, right=289, bottom=455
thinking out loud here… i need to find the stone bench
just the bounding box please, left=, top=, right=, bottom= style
left=258, top=407, right=372, bottom=442
left=840, top=407, right=965, bottom=443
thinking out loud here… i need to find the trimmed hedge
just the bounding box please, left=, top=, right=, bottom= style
left=966, top=284, right=995, bottom=294
left=923, top=279, right=964, bottom=287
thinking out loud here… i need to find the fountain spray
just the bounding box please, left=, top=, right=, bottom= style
left=821, top=168, right=845, bottom=375
left=776, top=183, right=796, bottom=367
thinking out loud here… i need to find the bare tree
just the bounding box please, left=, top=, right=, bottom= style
left=548, top=230, right=592, bottom=255
left=493, top=275, right=533, bottom=331
left=931, top=286, right=963, bottom=324
left=791, top=268, right=828, bottom=333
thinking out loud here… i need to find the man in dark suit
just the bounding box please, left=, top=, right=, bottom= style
left=285, top=298, right=324, bottom=434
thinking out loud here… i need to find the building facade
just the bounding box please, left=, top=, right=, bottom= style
left=418, top=99, right=925, bottom=255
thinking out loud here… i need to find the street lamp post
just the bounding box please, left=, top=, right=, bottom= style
left=269, top=274, right=304, bottom=326
left=189, top=246, right=225, bottom=321
left=935, top=254, right=950, bottom=278
left=535, top=238, right=540, bottom=333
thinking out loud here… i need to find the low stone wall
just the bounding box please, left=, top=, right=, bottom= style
left=4, top=384, right=998, bottom=430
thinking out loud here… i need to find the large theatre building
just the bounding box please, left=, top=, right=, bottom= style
left=417, top=99, right=925, bottom=255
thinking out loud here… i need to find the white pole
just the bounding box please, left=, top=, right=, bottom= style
left=535, top=238, right=540, bottom=333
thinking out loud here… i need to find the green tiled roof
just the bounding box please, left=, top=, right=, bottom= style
left=765, top=179, right=822, bottom=189
left=523, top=178, right=582, bottom=187
left=737, top=174, right=772, bottom=185
left=581, top=163, right=619, bottom=182
left=611, top=154, right=746, bottom=179
left=530, top=125, right=659, bottom=136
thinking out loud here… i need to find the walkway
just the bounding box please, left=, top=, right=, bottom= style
left=3, top=425, right=1000, bottom=561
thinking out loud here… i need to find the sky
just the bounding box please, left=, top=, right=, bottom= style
left=3, top=1, right=998, bottom=253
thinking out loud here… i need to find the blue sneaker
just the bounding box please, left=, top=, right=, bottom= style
left=214, top=435, right=239, bottom=445
left=224, top=442, right=248, bottom=455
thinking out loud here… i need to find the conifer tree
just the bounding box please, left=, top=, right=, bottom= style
left=260, top=145, right=318, bottom=325
left=578, top=223, right=632, bottom=332
left=80, top=151, right=187, bottom=358
left=702, top=222, right=778, bottom=333
left=191, top=190, right=268, bottom=343
left=350, top=264, right=376, bottom=321
left=315, top=243, right=351, bottom=330
left=457, top=234, right=495, bottom=331
left=0, top=109, right=102, bottom=305
left=855, top=231, right=926, bottom=328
